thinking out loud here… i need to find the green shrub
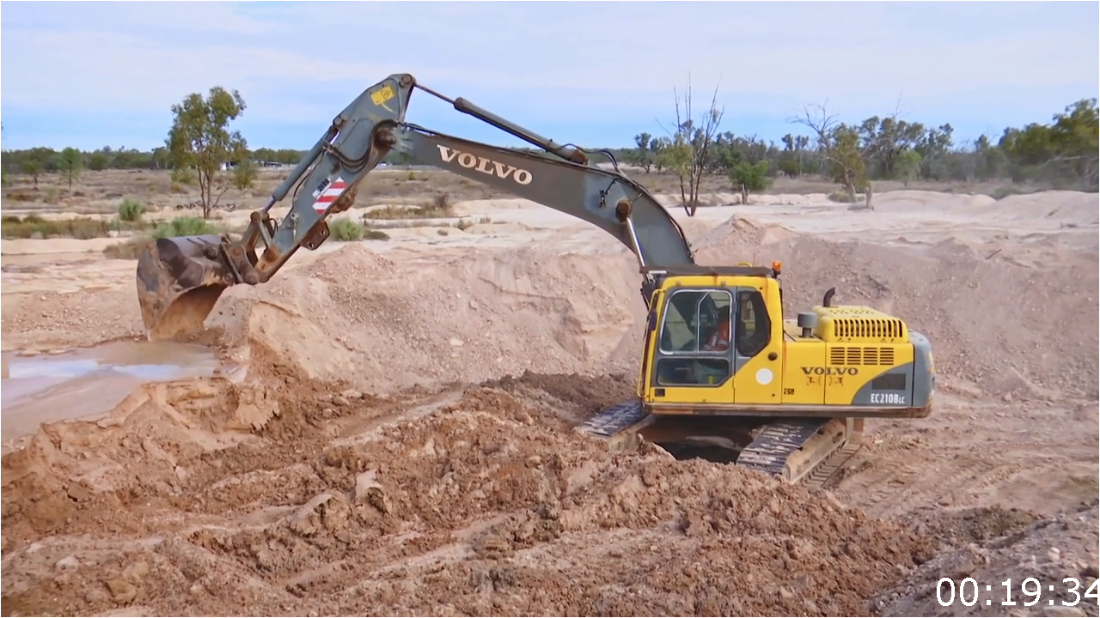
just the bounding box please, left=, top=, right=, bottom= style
left=330, top=219, right=364, bottom=241
left=729, top=160, right=771, bottom=192
left=991, top=185, right=1028, bottom=200
left=152, top=216, right=221, bottom=239
left=828, top=190, right=856, bottom=203
left=118, top=198, right=147, bottom=222
left=0, top=216, right=110, bottom=239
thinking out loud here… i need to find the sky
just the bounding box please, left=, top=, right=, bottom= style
left=2, top=1, right=1098, bottom=152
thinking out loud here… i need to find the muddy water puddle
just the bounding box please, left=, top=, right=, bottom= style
left=1, top=340, right=224, bottom=448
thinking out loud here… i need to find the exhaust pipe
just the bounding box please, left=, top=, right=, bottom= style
left=135, top=235, right=239, bottom=341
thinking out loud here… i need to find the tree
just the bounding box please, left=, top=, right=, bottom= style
left=630, top=133, right=654, bottom=173
left=166, top=86, right=249, bottom=218
left=22, top=159, right=42, bottom=187
left=19, top=147, right=55, bottom=187
left=894, top=150, right=922, bottom=187
left=1000, top=98, right=1098, bottom=190
left=730, top=160, right=770, bottom=202
left=657, top=75, right=724, bottom=216
left=233, top=158, right=258, bottom=191
left=792, top=102, right=869, bottom=203
left=57, top=147, right=83, bottom=189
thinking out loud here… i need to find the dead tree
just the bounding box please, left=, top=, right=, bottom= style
left=657, top=75, right=725, bottom=217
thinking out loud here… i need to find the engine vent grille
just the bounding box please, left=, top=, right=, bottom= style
left=829, top=347, right=897, bottom=366
left=832, top=318, right=906, bottom=340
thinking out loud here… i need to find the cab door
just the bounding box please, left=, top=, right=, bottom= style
left=645, top=288, right=736, bottom=407
left=731, top=285, right=783, bottom=405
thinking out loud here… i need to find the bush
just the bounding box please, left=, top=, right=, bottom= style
left=118, top=198, right=147, bottom=222
left=0, top=215, right=110, bottom=239
left=425, top=193, right=453, bottom=217
left=991, top=185, right=1030, bottom=200
left=330, top=219, right=364, bottom=241
left=363, top=193, right=455, bottom=221
left=730, top=160, right=771, bottom=193
left=152, top=216, right=221, bottom=239
left=828, top=190, right=856, bottom=203
left=103, top=237, right=154, bottom=260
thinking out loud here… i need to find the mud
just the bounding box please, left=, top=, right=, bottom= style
left=1, top=341, right=224, bottom=449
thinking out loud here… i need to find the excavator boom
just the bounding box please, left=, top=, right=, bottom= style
left=137, top=73, right=694, bottom=339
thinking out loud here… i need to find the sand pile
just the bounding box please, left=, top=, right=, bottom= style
left=1, top=374, right=937, bottom=616
left=205, top=243, right=647, bottom=395
left=871, top=190, right=997, bottom=214
left=875, top=501, right=1099, bottom=617
left=977, top=191, right=1099, bottom=227
left=691, top=214, right=1099, bottom=398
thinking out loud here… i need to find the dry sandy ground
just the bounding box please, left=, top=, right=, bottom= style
left=1, top=187, right=1098, bottom=616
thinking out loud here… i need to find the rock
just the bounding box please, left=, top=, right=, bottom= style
left=449, top=338, right=464, bottom=347
left=85, top=587, right=110, bottom=604
left=332, top=395, right=349, bottom=407
left=354, top=470, right=391, bottom=514
left=56, top=555, right=79, bottom=570
left=106, top=577, right=138, bottom=604
left=66, top=482, right=93, bottom=502
left=289, top=492, right=345, bottom=536
left=123, top=561, right=150, bottom=582
left=340, top=389, right=363, bottom=400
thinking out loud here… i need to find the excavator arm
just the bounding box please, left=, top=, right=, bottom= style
left=137, top=73, right=695, bottom=339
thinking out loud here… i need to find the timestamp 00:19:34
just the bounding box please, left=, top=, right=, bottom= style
left=937, top=577, right=1099, bottom=608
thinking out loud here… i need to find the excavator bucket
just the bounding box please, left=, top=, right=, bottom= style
left=135, top=235, right=239, bottom=341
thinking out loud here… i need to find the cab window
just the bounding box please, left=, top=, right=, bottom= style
left=656, top=289, right=732, bottom=386
left=658, top=290, right=732, bottom=354
left=735, top=289, right=771, bottom=358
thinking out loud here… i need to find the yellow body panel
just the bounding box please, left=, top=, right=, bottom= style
left=779, top=336, right=827, bottom=405
left=730, top=278, right=783, bottom=405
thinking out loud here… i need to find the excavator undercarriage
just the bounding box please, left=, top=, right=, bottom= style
left=576, top=400, right=864, bottom=489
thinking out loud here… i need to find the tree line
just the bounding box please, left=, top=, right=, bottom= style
left=2, top=84, right=1096, bottom=218
left=608, top=92, right=1097, bottom=213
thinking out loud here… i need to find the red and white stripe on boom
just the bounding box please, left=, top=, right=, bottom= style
left=312, top=177, right=347, bottom=213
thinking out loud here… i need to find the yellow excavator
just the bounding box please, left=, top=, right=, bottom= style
left=136, top=73, right=935, bottom=488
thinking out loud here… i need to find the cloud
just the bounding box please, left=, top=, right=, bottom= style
left=2, top=1, right=1097, bottom=150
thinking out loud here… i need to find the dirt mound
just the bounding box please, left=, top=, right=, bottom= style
left=205, top=243, right=647, bottom=395
left=872, top=190, right=997, bottom=213
left=1, top=378, right=937, bottom=616
left=982, top=191, right=1099, bottom=227
left=693, top=215, right=1099, bottom=397
left=875, top=501, right=1099, bottom=617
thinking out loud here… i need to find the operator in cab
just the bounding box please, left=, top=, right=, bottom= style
left=704, top=306, right=732, bottom=351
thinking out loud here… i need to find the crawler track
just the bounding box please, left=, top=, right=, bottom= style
left=576, top=399, right=863, bottom=488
